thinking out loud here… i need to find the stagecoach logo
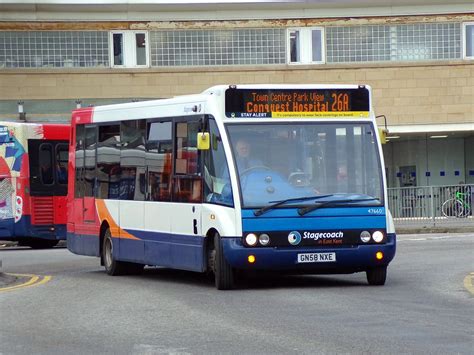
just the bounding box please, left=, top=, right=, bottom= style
left=303, top=231, right=344, bottom=241
left=288, top=231, right=302, bottom=245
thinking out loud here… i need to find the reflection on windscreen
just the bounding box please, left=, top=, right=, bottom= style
left=227, top=122, right=383, bottom=208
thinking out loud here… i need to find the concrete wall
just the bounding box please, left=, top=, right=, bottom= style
left=0, top=63, right=473, bottom=124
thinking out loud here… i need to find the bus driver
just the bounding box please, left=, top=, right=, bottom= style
left=234, top=138, right=263, bottom=172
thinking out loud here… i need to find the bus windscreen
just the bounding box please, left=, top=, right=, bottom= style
left=225, top=87, right=370, bottom=118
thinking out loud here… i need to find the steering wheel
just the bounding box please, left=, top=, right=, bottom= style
left=288, top=171, right=311, bottom=187
left=239, top=165, right=272, bottom=176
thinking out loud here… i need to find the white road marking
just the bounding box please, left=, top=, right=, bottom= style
left=132, top=344, right=192, bottom=355
left=398, top=234, right=473, bottom=242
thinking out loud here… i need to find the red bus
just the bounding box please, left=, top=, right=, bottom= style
left=0, top=121, right=70, bottom=248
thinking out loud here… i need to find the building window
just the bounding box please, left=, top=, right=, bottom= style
left=326, top=23, right=461, bottom=63
left=463, top=23, right=474, bottom=59
left=287, top=28, right=325, bottom=64
left=0, top=31, right=109, bottom=68
left=149, top=29, right=285, bottom=67
left=110, top=31, right=149, bottom=67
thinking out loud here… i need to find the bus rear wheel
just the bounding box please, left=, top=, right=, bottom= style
left=366, top=266, right=387, bottom=286
left=103, top=229, right=127, bottom=276
left=102, top=229, right=144, bottom=276
left=213, top=232, right=234, bottom=290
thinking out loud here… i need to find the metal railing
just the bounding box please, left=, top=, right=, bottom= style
left=387, top=184, right=473, bottom=228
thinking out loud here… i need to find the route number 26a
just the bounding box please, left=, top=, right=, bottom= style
left=331, top=93, right=349, bottom=111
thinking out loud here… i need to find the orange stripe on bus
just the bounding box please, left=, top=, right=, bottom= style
left=95, top=199, right=139, bottom=240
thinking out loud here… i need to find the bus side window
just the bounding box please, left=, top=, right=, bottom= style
left=175, top=122, right=199, bottom=175
left=97, top=125, right=120, bottom=199
left=147, top=121, right=172, bottom=202
left=56, top=143, right=68, bottom=185
left=173, top=177, right=202, bottom=203
left=39, top=143, right=54, bottom=185
left=120, top=120, right=146, bottom=201
left=75, top=125, right=85, bottom=198
left=173, top=121, right=202, bottom=203
left=84, top=126, right=98, bottom=198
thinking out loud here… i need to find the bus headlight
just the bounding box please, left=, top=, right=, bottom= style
left=360, top=231, right=371, bottom=243
left=245, top=233, right=258, bottom=246
left=372, top=231, right=384, bottom=243
left=259, top=234, right=270, bottom=246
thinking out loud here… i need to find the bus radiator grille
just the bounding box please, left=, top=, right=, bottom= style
left=31, top=197, right=54, bottom=225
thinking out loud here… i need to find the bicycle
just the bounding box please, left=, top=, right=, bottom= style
left=441, top=191, right=471, bottom=218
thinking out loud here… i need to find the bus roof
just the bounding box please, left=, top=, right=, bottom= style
left=72, top=84, right=373, bottom=125
left=203, top=83, right=371, bottom=93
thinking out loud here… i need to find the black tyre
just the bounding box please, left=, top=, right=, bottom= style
left=366, top=266, right=387, bottom=286
left=17, top=240, right=30, bottom=247
left=23, top=239, right=59, bottom=249
left=102, top=229, right=128, bottom=276
left=214, top=232, right=234, bottom=290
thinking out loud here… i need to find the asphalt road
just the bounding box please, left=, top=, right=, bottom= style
left=0, top=233, right=473, bottom=355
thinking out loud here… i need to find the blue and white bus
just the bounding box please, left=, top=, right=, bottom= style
left=67, top=84, right=396, bottom=289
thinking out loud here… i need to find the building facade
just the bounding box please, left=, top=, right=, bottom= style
left=0, top=0, right=473, bottom=187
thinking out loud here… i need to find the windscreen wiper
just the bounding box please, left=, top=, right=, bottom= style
left=298, top=198, right=379, bottom=216
left=254, top=194, right=334, bottom=216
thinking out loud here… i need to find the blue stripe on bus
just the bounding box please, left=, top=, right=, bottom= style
left=67, top=232, right=101, bottom=257
left=68, top=230, right=206, bottom=273
left=0, top=218, right=15, bottom=238
left=0, top=216, right=65, bottom=240
left=122, top=229, right=206, bottom=272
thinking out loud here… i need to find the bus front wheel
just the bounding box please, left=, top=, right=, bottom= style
left=366, top=266, right=387, bottom=286
left=213, top=233, right=234, bottom=290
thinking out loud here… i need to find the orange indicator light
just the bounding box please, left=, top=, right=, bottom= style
left=248, top=255, right=256, bottom=264
left=376, top=251, right=384, bottom=260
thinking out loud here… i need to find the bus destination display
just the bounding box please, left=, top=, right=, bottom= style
left=225, top=88, right=370, bottom=118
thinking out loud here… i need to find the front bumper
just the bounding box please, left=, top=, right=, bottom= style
left=222, top=233, right=396, bottom=273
